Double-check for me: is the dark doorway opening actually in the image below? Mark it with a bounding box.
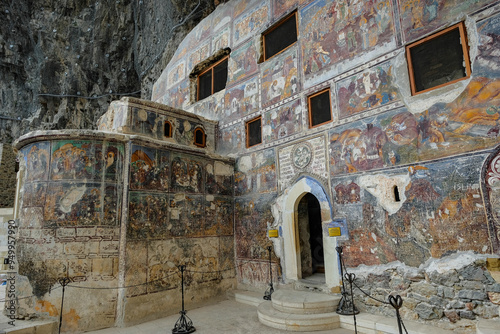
[298,193,324,278]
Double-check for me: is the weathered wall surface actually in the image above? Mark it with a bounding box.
[153,0,500,329]
[0,144,16,207]
[13,98,236,331]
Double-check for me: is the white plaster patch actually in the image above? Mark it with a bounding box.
[214,161,233,176]
[423,251,498,274]
[60,187,86,213]
[358,174,410,215]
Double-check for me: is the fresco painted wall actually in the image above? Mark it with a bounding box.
[152,0,500,326]
[14,98,236,331]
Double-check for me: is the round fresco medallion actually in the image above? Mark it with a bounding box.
[292,143,313,169]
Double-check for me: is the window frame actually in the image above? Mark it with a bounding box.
[262,11,298,61]
[406,22,471,96]
[308,88,332,129]
[193,127,206,148]
[164,121,173,138]
[246,116,262,148]
[197,55,229,101]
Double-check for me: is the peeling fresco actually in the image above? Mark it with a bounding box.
[300,0,394,77]
[171,155,204,193]
[212,26,230,53]
[223,75,259,121]
[24,142,50,181]
[261,48,299,108]
[218,123,244,155]
[336,60,399,118]
[233,1,269,46]
[227,39,259,85]
[272,0,309,17]
[51,141,94,180]
[399,0,497,42]
[165,80,190,110]
[262,99,302,143]
[130,145,170,191]
[131,107,162,138]
[235,149,277,195]
[188,42,211,73]
[167,61,185,88]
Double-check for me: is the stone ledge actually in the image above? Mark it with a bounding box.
[339,314,454,334]
[477,319,500,334]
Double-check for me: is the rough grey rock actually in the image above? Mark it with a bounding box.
[457,289,488,301]
[415,302,443,320]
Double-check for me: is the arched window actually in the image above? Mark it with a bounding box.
[164,121,172,138]
[194,128,206,147]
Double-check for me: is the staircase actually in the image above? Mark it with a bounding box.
[257,289,342,331]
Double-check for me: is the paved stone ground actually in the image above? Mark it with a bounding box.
[88,299,354,334]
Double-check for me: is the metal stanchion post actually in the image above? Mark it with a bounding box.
[263,246,274,301]
[58,277,71,334]
[345,273,358,334]
[336,247,359,315]
[389,295,405,334]
[172,265,195,334]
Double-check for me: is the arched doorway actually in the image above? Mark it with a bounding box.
[272,176,340,289]
[297,193,324,278]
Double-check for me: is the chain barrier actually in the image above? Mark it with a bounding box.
[336,246,408,334]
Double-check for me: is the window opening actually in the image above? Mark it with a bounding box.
[394,185,401,202]
[194,128,206,147]
[263,11,298,61]
[308,88,332,128]
[246,116,262,148]
[164,121,172,138]
[406,22,471,95]
[197,56,228,101]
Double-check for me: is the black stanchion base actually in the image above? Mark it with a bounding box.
[172,311,196,334]
[336,293,360,315]
[263,284,274,301]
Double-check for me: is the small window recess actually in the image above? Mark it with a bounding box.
[246,116,262,148]
[164,121,172,138]
[194,128,206,148]
[308,88,332,128]
[394,185,401,202]
[406,22,471,95]
[262,10,298,61]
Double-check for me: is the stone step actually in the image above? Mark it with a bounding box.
[272,288,341,314]
[476,319,500,334]
[0,319,57,334]
[232,289,265,307]
[258,301,341,332]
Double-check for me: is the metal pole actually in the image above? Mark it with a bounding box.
[389,295,405,334]
[345,273,358,334]
[172,265,195,334]
[58,277,71,334]
[263,246,274,300]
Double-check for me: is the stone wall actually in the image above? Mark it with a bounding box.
[345,252,500,333]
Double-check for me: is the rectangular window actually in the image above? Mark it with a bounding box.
[263,11,297,61]
[197,56,229,101]
[308,89,332,128]
[246,116,262,148]
[406,22,471,95]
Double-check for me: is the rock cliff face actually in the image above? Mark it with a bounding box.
[0,0,222,143]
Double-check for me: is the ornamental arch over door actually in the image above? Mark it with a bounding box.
[481,147,500,253]
[272,176,340,289]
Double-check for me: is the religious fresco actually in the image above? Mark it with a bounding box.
[300,0,394,77]
[171,156,204,193]
[235,149,277,196]
[237,260,280,286]
[399,0,497,42]
[130,107,162,139]
[146,240,182,293]
[22,183,47,208]
[272,0,310,17]
[128,192,169,239]
[261,48,299,108]
[218,124,244,155]
[233,1,269,46]
[95,142,124,182]
[51,141,93,180]
[223,75,259,121]
[188,42,211,73]
[23,142,50,182]
[44,183,104,227]
[205,196,234,236]
[335,154,490,267]
[336,60,399,119]
[164,79,190,110]
[262,98,302,143]
[205,162,233,196]
[212,26,230,53]
[167,61,186,89]
[477,13,500,79]
[130,145,170,191]
[227,40,259,85]
[234,193,276,260]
